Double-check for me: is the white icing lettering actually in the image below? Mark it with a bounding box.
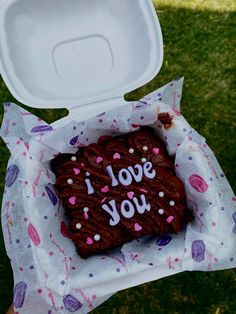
[143,162,156,179]
[128,164,143,183]
[96,162,157,226]
[120,200,135,218]
[133,194,151,214]
[106,165,119,187]
[101,196,152,226]
[102,200,120,226]
[106,162,156,188]
[118,169,132,186]
[85,178,95,195]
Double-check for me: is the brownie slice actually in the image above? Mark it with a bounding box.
[51,127,193,258]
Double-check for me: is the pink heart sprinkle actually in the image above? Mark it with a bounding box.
[87,237,93,245]
[69,196,76,205]
[113,153,121,160]
[73,168,80,175]
[152,148,160,155]
[96,157,103,164]
[127,191,135,199]
[101,186,109,193]
[167,216,174,224]
[134,223,142,232]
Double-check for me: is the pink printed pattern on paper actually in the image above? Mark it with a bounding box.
[189,174,208,193]
[27,223,41,246]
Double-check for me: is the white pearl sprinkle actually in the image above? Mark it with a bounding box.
[67,179,73,185]
[83,207,89,213]
[71,156,77,161]
[169,201,175,206]
[129,148,134,154]
[76,223,82,229]
[158,192,164,198]
[143,146,148,151]
[158,209,164,215]
[141,158,147,163]
[94,234,101,241]
[86,172,90,176]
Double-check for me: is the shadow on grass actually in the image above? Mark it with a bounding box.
[0,5,235,314]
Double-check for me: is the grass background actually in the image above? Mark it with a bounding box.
[0,0,235,313]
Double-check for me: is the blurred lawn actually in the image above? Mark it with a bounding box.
[0,0,236,313]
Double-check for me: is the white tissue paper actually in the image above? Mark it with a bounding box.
[1,78,235,313]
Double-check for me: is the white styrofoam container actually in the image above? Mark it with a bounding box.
[0,0,163,123]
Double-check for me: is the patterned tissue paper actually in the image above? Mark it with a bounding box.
[1,78,235,314]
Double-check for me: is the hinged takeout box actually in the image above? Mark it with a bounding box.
[0,1,236,313]
[0,0,163,124]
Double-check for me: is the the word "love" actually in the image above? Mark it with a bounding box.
[106,161,156,187]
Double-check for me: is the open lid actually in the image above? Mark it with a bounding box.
[0,0,163,111]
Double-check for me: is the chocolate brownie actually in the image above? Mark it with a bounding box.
[51,127,193,258]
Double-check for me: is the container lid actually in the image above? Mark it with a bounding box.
[0,0,163,110]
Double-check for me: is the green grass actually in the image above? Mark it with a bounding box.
[0,1,236,313]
